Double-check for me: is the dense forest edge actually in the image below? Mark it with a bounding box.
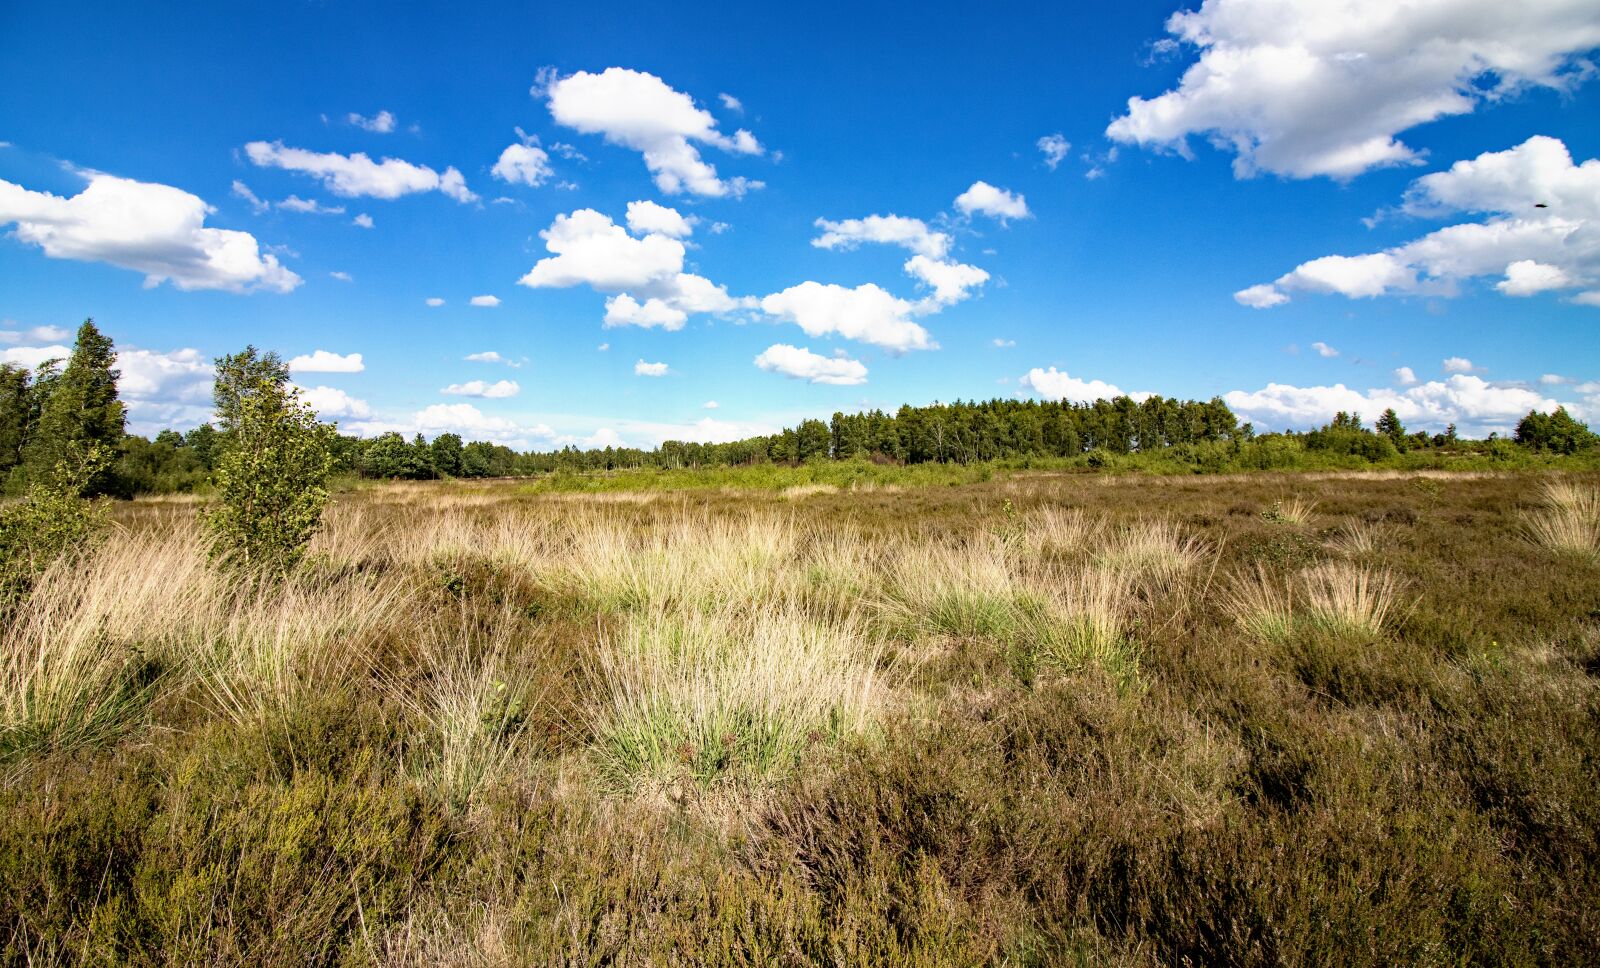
[4,319,1599,499]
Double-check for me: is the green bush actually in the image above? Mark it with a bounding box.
[0,443,110,609]
[204,378,335,572]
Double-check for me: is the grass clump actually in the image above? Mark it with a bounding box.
[592,606,881,789]
[1524,478,1599,557]
[1262,495,1318,526]
[1094,517,1207,585]
[1298,561,1401,637]
[1223,564,1298,644]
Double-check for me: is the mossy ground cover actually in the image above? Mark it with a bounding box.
[2,470,1597,965]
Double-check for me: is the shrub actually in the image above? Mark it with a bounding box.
[204,378,335,572]
[0,443,111,610]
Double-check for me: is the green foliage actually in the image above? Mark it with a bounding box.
[19,320,125,496]
[1515,406,1597,454]
[0,443,111,610]
[204,375,335,572]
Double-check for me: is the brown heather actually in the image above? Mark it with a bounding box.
[1,470,1598,965]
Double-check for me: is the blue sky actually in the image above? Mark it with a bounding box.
[2,0,1598,445]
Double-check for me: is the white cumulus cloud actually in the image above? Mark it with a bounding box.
[470,294,500,307]
[1311,341,1339,358]
[625,199,696,238]
[296,384,371,418]
[954,181,1030,221]
[288,350,364,373]
[545,67,764,197]
[442,379,520,398]
[517,207,739,326]
[1223,375,1556,434]
[0,324,71,345]
[812,215,950,259]
[1022,366,1151,403]
[1241,137,1600,307]
[634,359,670,377]
[760,281,935,352]
[491,143,554,187]
[1395,366,1419,385]
[1442,356,1475,373]
[1107,0,1600,180]
[0,171,300,293]
[245,141,477,203]
[754,343,869,385]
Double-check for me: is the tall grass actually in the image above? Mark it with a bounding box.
[1298,561,1401,637]
[592,606,882,788]
[1525,479,1599,557]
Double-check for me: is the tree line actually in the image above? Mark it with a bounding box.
[2,320,1595,498]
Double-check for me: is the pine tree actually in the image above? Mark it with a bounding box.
[21,320,126,495]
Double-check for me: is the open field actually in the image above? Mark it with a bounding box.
[4,470,1599,965]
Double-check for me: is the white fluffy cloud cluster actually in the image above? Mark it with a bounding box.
[442,379,520,398]
[954,181,1030,220]
[490,143,553,187]
[288,349,364,373]
[1223,375,1558,434]
[754,344,869,385]
[760,282,934,353]
[518,206,740,331]
[812,215,950,259]
[1239,137,1600,307]
[245,141,477,203]
[1109,0,1600,179]
[1021,367,1152,403]
[296,385,371,419]
[545,67,763,197]
[0,172,300,292]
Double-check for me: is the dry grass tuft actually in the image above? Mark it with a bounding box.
[1222,565,1297,644]
[388,605,543,810]
[1328,519,1386,557]
[1298,561,1401,637]
[1525,479,1599,557]
[1095,518,1207,585]
[592,606,881,788]
[781,483,839,500]
[1263,496,1318,526]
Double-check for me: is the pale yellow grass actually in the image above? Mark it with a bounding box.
[1298,561,1401,637]
[545,513,799,612]
[1095,518,1207,584]
[1222,565,1296,643]
[1526,479,1599,556]
[593,605,883,786]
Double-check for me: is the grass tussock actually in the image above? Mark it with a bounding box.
[1263,495,1318,526]
[1298,561,1402,637]
[1094,517,1208,585]
[592,605,882,790]
[1525,478,1599,557]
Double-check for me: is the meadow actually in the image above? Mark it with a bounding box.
[3,469,1599,965]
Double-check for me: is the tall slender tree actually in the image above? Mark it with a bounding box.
[22,320,125,495]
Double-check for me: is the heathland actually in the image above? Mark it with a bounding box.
[3,468,1599,965]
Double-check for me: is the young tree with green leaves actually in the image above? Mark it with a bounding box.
[212,346,290,433]
[204,366,335,572]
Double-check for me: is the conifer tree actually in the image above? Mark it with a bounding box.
[21,320,125,495]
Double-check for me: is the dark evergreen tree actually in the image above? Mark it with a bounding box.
[22,320,125,495]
